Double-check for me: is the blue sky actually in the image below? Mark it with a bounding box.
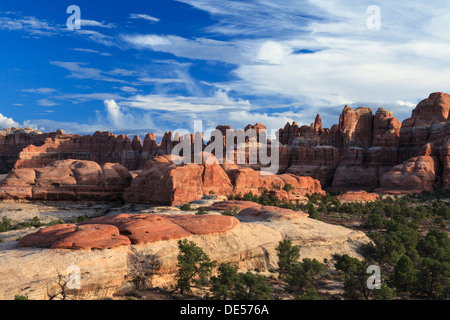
[1,0,450,139]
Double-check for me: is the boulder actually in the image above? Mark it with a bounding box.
[19,214,240,248]
[19,224,131,250]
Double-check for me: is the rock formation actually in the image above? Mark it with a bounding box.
[334,191,380,203]
[19,214,240,248]
[378,156,439,194]
[14,131,145,171]
[0,128,60,174]
[0,160,132,201]
[124,153,325,205]
[2,92,450,196]
[276,92,450,194]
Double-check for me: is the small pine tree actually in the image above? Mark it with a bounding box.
[286,258,326,293]
[334,254,372,300]
[392,255,416,293]
[276,239,300,278]
[176,239,216,294]
[209,263,240,300]
[233,272,272,300]
[373,284,396,300]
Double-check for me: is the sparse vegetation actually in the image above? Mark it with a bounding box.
[283,183,294,193]
[175,239,217,294]
[196,207,208,215]
[276,239,300,278]
[221,206,239,216]
[70,215,90,224]
[180,204,192,211]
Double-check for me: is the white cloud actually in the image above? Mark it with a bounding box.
[120,86,138,93]
[0,114,19,129]
[104,99,155,130]
[0,15,58,36]
[256,41,292,65]
[130,14,160,23]
[71,48,112,56]
[80,19,115,29]
[138,77,185,84]
[50,61,128,83]
[74,29,116,47]
[37,99,59,107]
[122,89,250,113]
[396,100,417,108]
[21,88,56,94]
[123,34,242,64]
[166,0,450,123]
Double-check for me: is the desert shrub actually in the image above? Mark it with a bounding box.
[222,206,239,216]
[0,216,13,232]
[392,255,416,293]
[180,204,192,211]
[415,257,450,299]
[295,287,324,300]
[196,207,208,215]
[283,183,294,193]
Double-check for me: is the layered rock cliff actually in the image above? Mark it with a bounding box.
[2,92,450,195]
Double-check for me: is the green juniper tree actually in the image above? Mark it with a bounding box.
[334,254,373,300]
[286,258,326,295]
[175,239,216,294]
[232,272,272,300]
[276,239,300,278]
[392,255,416,293]
[209,263,240,300]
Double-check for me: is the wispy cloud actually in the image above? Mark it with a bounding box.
[70,48,112,56]
[163,0,450,124]
[0,12,117,46]
[37,99,59,107]
[0,15,58,36]
[130,13,160,23]
[123,34,242,64]
[80,19,115,29]
[21,88,57,94]
[49,61,128,83]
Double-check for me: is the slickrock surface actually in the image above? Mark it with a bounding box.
[18,214,240,248]
[237,206,309,221]
[0,208,371,300]
[19,224,131,250]
[205,200,262,212]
